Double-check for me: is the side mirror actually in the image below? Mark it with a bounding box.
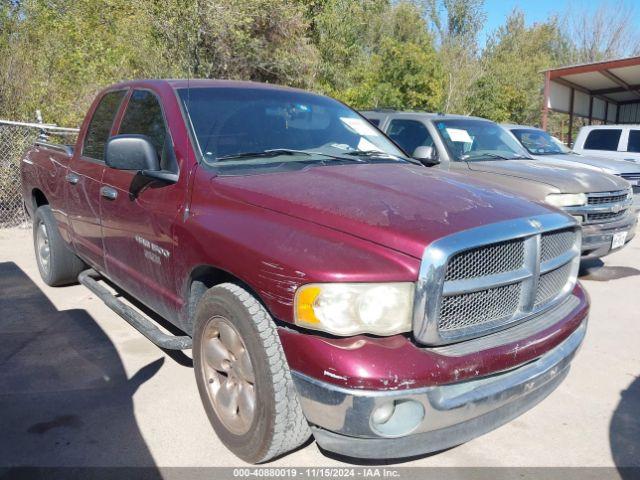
[413,145,439,167]
[105,135,160,172]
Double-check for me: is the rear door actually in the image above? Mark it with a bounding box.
[100,89,182,318]
[67,90,127,271]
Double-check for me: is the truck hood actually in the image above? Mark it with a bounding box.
[212,163,555,259]
[530,152,640,175]
[465,159,629,193]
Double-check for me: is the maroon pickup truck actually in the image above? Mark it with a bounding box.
[20,80,589,463]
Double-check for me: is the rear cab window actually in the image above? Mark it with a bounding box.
[82,90,127,161]
[118,89,176,172]
[583,129,622,151]
[627,130,640,153]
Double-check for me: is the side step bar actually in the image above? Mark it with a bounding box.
[78,269,192,350]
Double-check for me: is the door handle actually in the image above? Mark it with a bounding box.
[100,186,118,200]
[65,173,79,185]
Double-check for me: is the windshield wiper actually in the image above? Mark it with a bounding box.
[462,153,529,161]
[216,149,314,162]
[345,150,422,165]
[216,148,394,164]
[215,148,418,165]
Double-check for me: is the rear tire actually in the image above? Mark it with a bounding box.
[33,205,85,286]
[193,283,311,463]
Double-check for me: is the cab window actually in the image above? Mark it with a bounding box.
[82,90,126,161]
[119,90,176,172]
[584,129,621,151]
[627,130,640,153]
[387,119,433,156]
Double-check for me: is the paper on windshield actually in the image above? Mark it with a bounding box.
[340,117,380,136]
[357,137,381,152]
[446,128,473,143]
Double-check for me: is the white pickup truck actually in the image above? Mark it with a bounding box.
[573,125,640,165]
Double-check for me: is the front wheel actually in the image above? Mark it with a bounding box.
[193,283,310,463]
[33,205,85,286]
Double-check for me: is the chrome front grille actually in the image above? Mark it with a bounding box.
[571,189,633,225]
[535,262,573,307]
[413,214,581,345]
[586,211,627,222]
[439,283,522,332]
[588,193,628,205]
[540,230,576,263]
[444,239,525,281]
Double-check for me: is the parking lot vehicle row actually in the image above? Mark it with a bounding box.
[363,110,637,258]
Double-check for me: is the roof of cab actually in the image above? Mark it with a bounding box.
[108,78,309,93]
[501,123,544,131]
[360,110,488,122]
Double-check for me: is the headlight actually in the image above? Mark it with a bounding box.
[627,187,634,200]
[545,193,587,208]
[294,283,414,336]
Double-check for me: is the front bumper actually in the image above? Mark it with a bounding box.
[293,319,587,459]
[581,213,637,258]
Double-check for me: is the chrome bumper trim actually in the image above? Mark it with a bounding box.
[580,216,637,257]
[293,319,587,459]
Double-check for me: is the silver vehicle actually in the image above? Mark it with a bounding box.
[503,124,640,208]
[362,111,636,258]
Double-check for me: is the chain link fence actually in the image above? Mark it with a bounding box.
[0,120,78,228]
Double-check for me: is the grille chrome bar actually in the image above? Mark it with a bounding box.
[564,189,633,225]
[541,248,577,273]
[413,213,581,346]
[443,268,532,296]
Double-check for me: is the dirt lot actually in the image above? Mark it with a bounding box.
[0,226,638,470]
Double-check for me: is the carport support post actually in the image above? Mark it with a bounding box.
[568,87,575,146]
[588,96,593,125]
[541,70,551,130]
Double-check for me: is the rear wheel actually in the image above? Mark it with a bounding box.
[33,205,85,286]
[193,283,310,463]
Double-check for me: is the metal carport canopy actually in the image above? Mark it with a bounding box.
[541,55,640,144]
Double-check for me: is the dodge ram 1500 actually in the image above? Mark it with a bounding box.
[21,80,589,463]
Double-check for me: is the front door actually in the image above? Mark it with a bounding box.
[67,90,127,271]
[100,89,182,319]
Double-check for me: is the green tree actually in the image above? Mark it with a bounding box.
[426,0,486,114]
[309,0,387,94]
[0,0,160,125]
[468,10,571,124]
[311,0,445,111]
[193,0,317,87]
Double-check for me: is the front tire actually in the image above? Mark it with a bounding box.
[193,283,311,463]
[33,205,85,286]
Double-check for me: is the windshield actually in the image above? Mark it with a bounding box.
[177,87,407,171]
[433,119,528,161]
[511,128,566,155]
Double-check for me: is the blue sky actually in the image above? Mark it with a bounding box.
[479,0,640,47]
